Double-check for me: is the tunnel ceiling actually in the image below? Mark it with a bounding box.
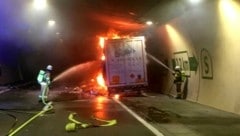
[49,0,167,35]
[0,0,190,42]
[46,0,188,39]
[0,0,188,79]
[0,0,187,48]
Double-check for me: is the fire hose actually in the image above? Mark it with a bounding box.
[147,53,187,98]
[65,112,117,132]
[0,111,18,136]
[7,102,53,136]
[146,53,174,73]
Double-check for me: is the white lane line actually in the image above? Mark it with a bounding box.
[114,99,164,136]
[0,89,11,94]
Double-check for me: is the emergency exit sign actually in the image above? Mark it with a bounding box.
[173,51,190,76]
[189,56,198,71]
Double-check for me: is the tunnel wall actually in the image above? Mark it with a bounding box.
[0,64,22,85]
[155,1,240,114]
[0,45,22,85]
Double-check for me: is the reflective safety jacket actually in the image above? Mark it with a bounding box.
[173,70,185,83]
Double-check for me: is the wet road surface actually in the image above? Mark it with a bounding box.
[2,87,240,136]
[0,87,158,136]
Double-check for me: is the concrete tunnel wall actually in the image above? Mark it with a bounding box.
[0,45,22,85]
[154,1,240,115]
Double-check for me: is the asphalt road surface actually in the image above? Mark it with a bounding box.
[0,87,160,136]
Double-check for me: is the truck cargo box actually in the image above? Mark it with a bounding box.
[103,36,148,95]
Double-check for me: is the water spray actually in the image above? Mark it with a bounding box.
[146,53,174,73]
[52,61,101,83]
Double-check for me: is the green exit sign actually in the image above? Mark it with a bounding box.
[189,56,198,71]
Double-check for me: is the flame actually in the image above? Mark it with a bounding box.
[98,29,129,62]
[98,37,106,61]
[107,29,121,39]
[98,29,130,40]
[101,55,105,61]
[96,73,105,87]
[94,72,108,96]
[99,37,105,48]
[106,29,130,39]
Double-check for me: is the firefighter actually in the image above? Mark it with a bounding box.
[37,65,53,103]
[173,66,185,99]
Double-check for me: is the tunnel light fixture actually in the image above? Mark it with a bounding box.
[48,20,55,27]
[33,0,47,10]
[189,0,202,4]
[218,0,240,35]
[219,0,240,21]
[146,21,153,26]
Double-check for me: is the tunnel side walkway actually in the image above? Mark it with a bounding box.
[121,92,240,136]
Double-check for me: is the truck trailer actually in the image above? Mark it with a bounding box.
[103,36,148,96]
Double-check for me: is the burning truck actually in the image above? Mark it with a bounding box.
[102,36,148,96]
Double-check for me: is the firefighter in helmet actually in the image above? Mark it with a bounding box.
[173,66,185,99]
[37,65,53,103]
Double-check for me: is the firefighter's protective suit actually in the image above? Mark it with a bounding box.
[37,65,52,103]
[173,66,185,99]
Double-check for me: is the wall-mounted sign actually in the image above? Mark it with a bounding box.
[173,51,190,77]
[189,56,199,71]
[201,48,213,79]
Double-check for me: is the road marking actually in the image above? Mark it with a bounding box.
[114,99,164,136]
[0,89,10,94]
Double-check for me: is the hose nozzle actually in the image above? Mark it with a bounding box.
[65,123,77,132]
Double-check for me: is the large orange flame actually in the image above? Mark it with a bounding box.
[98,29,130,40]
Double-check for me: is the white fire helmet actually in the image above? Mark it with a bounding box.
[46,65,53,71]
[175,66,181,70]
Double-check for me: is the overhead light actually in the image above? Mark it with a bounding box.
[33,0,47,10]
[219,0,239,21]
[189,0,202,4]
[48,20,55,27]
[146,21,153,26]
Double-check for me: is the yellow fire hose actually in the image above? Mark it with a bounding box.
[8,102,53,136]
[65,112,117,132]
